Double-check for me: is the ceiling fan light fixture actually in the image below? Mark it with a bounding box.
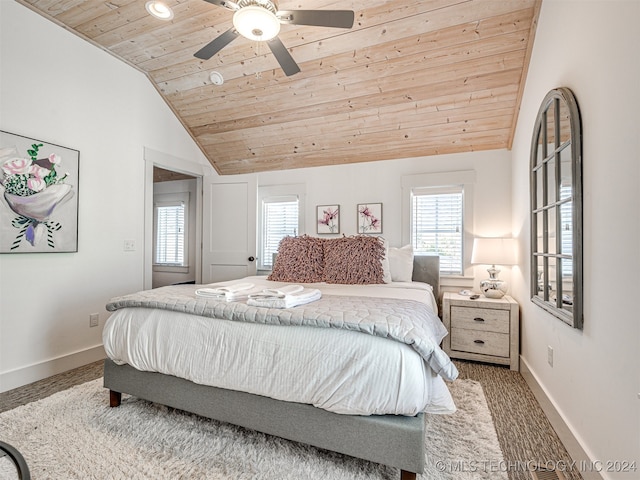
[145,1,174,20]
[233,5,280,41]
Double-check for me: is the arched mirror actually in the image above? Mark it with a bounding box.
[530,87,583,328]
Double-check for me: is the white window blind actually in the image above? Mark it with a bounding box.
[155,202,186,265]
[411,187,463,275]
[261,198,298,269]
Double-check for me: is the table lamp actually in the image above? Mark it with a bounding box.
[471,238,517,299]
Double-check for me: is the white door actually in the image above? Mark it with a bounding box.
[202,175,257,283]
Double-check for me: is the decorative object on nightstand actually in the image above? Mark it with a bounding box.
[471,237,517,299]
[442,292,520,371]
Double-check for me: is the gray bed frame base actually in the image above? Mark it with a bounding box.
[104,255,440,480]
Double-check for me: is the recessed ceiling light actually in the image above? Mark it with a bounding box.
[145,1,174,20]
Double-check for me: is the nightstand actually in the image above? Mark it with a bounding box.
[442,292,520,371]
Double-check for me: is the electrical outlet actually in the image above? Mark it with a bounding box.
[89,313,99,328]
[547,345,554,367]
[123,239,136,251]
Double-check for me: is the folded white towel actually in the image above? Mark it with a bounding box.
[195,283,259,302]
[261,285,305,297]
[247,288,322,309]
[206,283,255,294]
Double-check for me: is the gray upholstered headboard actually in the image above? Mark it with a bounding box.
[412,255,440,299]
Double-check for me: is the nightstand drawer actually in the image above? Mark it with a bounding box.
[450,328,510,358]
[450,306,509,334]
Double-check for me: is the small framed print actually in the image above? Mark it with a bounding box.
[357,203,382,234]
[316,205,340,234]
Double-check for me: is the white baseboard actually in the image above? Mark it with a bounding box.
[0,345,106,393]
[520,356,605,480]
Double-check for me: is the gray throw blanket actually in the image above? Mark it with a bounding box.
[106,285,459,381]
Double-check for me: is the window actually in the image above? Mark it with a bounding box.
[402,170,475,276]
[257,184,305,271]
[261,198,298,269]
[154,194,188,266]
[411,187,464,275]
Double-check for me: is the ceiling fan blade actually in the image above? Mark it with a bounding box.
[277,10,355,29]
[194,28,239,60]
[266,37,301,76]
[202,0,239,11]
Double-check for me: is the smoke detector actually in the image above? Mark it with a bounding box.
[209,71,224,86]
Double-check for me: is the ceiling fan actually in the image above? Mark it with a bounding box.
[194,0,355,76]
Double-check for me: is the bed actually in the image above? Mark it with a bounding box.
[103,236,458,480]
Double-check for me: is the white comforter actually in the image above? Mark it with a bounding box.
[103,277,456,416]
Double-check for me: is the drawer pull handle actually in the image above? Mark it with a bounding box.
[473,317,485,322]
[474,340,485,345]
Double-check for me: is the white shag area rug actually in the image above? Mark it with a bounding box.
[0,378,507,480]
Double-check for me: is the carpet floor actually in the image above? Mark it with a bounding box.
[0,359,583,480]
[1,377,503,479]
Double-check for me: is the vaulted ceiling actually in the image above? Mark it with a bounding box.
[18,0,541,175]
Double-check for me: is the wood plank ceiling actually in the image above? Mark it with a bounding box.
[18,0,541,175]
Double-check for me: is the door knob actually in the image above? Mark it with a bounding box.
[248,256,255,262]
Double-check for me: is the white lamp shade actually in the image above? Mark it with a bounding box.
[471,238,517,266]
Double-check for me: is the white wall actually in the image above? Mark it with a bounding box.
[510,1,640,477]
[256,148,514,292]
[0,1,213,391]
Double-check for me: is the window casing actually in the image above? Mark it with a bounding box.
[402,170,475,277]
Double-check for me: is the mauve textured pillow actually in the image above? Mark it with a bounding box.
[322,236,385,284]
[268,235,325,283]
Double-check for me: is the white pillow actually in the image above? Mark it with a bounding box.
[388,244,414,282]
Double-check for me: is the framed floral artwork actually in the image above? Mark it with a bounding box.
[0,131,79,253]
[316,205,340,234]
[357,203,382,234]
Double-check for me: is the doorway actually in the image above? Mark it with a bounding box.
[143,148,204,290]
[152,167,198,288]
